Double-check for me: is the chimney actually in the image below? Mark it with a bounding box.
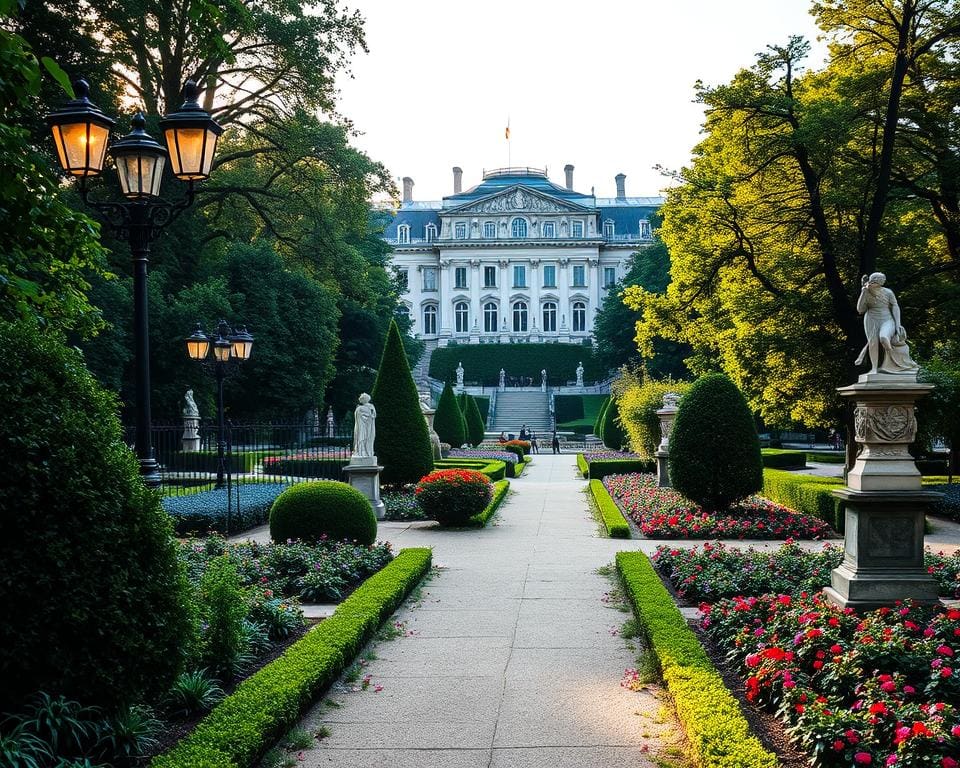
[615,173,626,198]
[401,176,414,204]
[452,166,462,194]
[564,164,574,190]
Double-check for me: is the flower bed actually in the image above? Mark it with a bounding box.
[382,488,424,521]
[700,593,960,766]
[415,468,492,526]
[162,483,288,534]
[603,473,832,539]
[261,452,350,479]
[583,450,638,461]
[449,448,518,465]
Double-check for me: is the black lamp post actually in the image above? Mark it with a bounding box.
[185,321,254,489]
[46,79,222,488]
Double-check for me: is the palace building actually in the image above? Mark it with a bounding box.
[382,165,663,345]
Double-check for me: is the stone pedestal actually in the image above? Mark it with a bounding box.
[823,375,940,610]
[654,394,680,488]
[343,455,385,520]
[181,415,200,452]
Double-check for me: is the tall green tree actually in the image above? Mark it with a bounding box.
[434,382,466,448]
[464,395,486,447]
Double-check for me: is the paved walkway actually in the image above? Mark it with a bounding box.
[296,453,687,768]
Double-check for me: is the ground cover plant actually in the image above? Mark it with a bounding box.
[382,487,425,521]
[603,473,831,539]
[448,448,519,466]
[162,483,288,535]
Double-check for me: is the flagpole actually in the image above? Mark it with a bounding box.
[506,117,511,167]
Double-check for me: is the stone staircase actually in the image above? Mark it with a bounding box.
[489,391,553,435]
[411,339,438,390]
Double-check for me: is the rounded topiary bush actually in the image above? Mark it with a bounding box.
[269,480,377,544]
[415,469,492,526]
[593,397,610,437]
[0,320,196,714]
[668,372,763,511]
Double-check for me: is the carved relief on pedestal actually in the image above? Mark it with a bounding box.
[854,405,916,443]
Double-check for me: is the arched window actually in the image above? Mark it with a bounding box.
[512,301,528,332]
[425,223,437,242]
[455,301,469,333]
[423,304,437,335]
[572,301,586,332]
[484,302,498,333]
[542,302,557,333]
[397,224,410,244]
[603,220,614,238]
[511,217,527,238]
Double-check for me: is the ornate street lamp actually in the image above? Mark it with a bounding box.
[46,78,222,488]
[185,320,254,492]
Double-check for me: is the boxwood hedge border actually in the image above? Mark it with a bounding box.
[588,479,630,538]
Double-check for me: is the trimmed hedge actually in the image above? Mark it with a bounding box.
[429,343,604,386]
[260,457,348,479]
[464,394,486,447]
[576,453,590,478]
[555,394,610,435]
[152,548,432,768]
[589,479,630,538]
[434,458,507,482]
[513,459,526,477]
[586,458,656,480]
[616,552,778,768]
[471,479,510,527]
[593,397,610,437]
[761,469,845,532]
[807,451,845,464]
[760,449,807,470]
[600,396,629,450]
[174,450,263,473]
[269,481,377,545]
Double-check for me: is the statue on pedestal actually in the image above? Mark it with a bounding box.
[499,368,506,390]
[183,389,199,418]
[456,361,465,388]
[352,393,376,458]
[325,406,335,438]
[855,272,919,377]
[181,389,200,451]
[541,369,547,391]
[575,362,584,387]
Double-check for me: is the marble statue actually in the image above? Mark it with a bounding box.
[541,369,547,387]
[575,362,584,387]
[352,393,377,458]
[183,389,199,418]
[499,368,506,389]
[854,272,919,376]
[325,406,335,438]
[456,361,465,388]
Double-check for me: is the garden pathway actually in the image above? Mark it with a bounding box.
[293,453,688,768]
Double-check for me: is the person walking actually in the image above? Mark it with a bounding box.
[530,430,539,454]
[551,431,560,454]
[519,424,528,441]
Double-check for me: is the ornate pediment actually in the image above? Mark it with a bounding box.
[447,186,589,216]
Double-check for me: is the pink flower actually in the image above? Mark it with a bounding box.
[854,753,872,765]
[937,644,954,656]
[943,759,958,768]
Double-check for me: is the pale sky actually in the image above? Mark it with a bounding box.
[334,0,827,202]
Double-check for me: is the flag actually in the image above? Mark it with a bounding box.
[505,121,510,140]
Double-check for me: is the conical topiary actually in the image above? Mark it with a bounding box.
[668,373,762,511]
[434,380,466,447]
[600,396,628,450]
[370,319,434,484]
[593,396,610,437]
[465,394,486,447]
[457,392,470,442]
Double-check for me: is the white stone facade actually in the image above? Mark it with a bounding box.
[383,167,662,345]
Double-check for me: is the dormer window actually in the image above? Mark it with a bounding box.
[397,224,410,244]
[603,220,614,238]
[511,217,527,238]
[455,222,466,239]
[483,221,496,238]
[425,223,437,242]
[543,221,556,238]
[639,219,651,238]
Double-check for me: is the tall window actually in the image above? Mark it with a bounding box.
[542,302,557,332]
[423,304,438,335]
[483,265,497,287]
[455,222,466,239]
[572,265,586,287]
[639,219,651,238]
[513,265,526,288]
[603,267,616,288]
[423,267,437,291]
[397,224,410,244]
[483,221,496,238]
[511,217,527,238]
[572,301,586,332]
[543,221,556,238]
[455,301,469,333]
[512,301,528,332]
[484,302,498,332]
[542,264,556,287]
[603,220,614,238]
[425,223,437,242]
[454,266,467,288]
[571,220,584,238]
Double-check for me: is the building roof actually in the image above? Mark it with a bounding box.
[442,167,594,208]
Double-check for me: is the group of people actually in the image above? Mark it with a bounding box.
[498,425,561,454]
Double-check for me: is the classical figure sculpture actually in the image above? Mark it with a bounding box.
[325,406,335,438]
[575,362,584,387]
[182,389,199,418]
[456,362,465,388]
[854,272,919,376]
[352,393,377,458]
[499,368,506,389]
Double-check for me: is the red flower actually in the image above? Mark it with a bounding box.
[854,753,873,765]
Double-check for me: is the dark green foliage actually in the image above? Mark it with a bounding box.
[153,549,432,768]
[594,397,610,436]
[0,319,196,714]
[556,394,609,434]
[762,469,845,532]
[429,344,605,386]
[464,395,486,446]
[434,459,507,481]
[600,397,628,450]
[474,396,490,422]
[456,393,470,441]
[269,481,377,545]
[370,320,434,484]
[669,373,763,511]
[760,449,807,469]
[165,671,225,718]
[433,381,466,447]
[586,458,656,480]
[589,479,631,538]
[199,557,248,680]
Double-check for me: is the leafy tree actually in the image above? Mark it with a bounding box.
[464,395,486,447]
[918,342,960,472]
[615,371,691,459]
[434,381,466,448]
[370,320,433,484]
[668,373,762,511]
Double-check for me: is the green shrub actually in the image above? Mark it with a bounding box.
[172,450,262,474]
[464,395,486,447]
[269,481,377,545]
[472,479,510,527]
[501,443,525,461]
[600,397,629,450]
[434,458,507,481]
[152,548,432,768]
[434,381,467,447]
[589,480,631,538]
[593,397,610,436]
[370,320,434,485]
[669,373,763,511]
[576,453,590,478]
[429,344,604,386]
[586,458,656,480]
[616,552,778,768]
[0,320,195,713]
[762,469,845,532]
[199,557,247,679]
[556,394,610,434]
[760,449,807,469]
[415,469,493,526]
[807,451,845,464]
[617,379,691,459]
